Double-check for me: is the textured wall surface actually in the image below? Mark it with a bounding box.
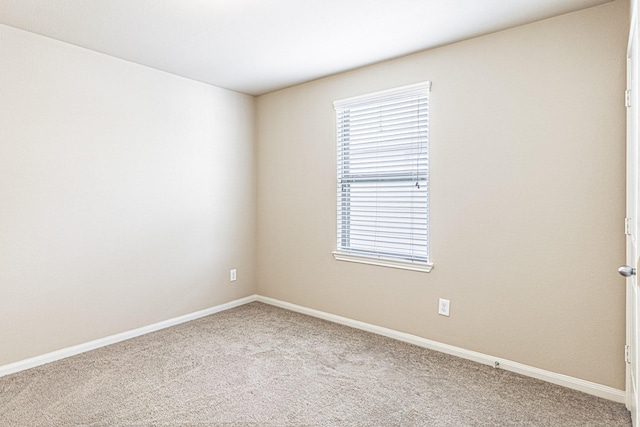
[0,25,257,366]
[256,1,628,389]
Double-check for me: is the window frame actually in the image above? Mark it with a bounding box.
[333,82,433,273]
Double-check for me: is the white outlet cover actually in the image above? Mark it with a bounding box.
[438,298,450,316]
[230,269,237,281]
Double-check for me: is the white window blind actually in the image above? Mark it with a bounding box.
[334,82,431,270]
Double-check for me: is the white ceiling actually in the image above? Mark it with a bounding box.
[0,0,615,95]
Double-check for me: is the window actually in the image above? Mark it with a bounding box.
[333,82,432,272]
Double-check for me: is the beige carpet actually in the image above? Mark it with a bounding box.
[0,302,631,426]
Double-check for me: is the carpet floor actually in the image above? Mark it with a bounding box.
[0,302,632,426]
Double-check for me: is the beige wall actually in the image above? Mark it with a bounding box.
[0,25,257,366]
[256,0,628,389]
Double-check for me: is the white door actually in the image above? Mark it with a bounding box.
[625,0,640,424]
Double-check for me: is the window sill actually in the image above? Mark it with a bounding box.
[332,251,433,273]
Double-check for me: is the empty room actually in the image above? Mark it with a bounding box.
[0,0,637,425]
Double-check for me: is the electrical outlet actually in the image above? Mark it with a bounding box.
[230,269,237,282]
[438,298,450,316]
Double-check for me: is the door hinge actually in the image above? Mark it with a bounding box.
[626,89,632,108]
[626,345,631,364]
[626,217,632,235]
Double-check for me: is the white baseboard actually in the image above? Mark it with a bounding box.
[256,295,626,404]
[0,295,258,379]
[1,293,626,404]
